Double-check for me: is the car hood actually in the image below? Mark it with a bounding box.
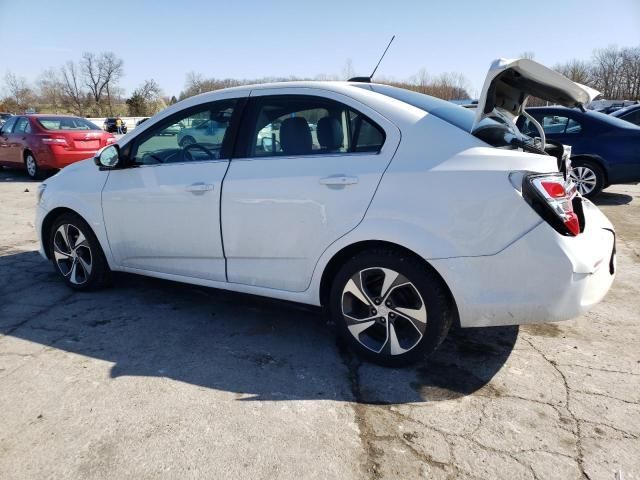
[473,58,599,133]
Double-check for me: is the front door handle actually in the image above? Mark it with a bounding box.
[319,175,359,186]
[185,182,214,193]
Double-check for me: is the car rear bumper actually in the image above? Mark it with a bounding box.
[37,149,96,169]
[431,199,616,328]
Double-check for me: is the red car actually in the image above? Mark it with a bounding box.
[0,114,116,178]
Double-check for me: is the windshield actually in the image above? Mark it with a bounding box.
[365,83,522,148]
[37,117,100,131]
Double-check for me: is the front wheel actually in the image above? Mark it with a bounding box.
[570,160,604,199]
[329,248,454,367]
[49,213,111,291]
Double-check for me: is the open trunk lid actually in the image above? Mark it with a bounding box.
[473,58,599,133]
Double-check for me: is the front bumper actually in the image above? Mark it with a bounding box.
[431,199,616,328]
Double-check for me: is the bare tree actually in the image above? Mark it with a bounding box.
[3,72,35,112]
[80,52,124,115]
[60,61,86,116]
[554,59,592,84]
[591,46,625,98]
[342,59,356,80]
[36,68,64,113]
[126,79,165,116]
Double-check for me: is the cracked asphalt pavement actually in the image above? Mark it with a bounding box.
[0,168,639,479]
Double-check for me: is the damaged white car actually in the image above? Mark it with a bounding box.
[36,58,615,366]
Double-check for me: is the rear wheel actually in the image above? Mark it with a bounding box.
[329,248,454,367]
[570,160,604,198]
[24,152,40,179]
[49,213,111,291]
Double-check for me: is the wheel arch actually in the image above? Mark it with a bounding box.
[318,239,460,327]
[41,207,93,260]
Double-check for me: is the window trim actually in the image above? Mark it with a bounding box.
[233,94,386,159]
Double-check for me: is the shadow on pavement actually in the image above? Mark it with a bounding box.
[593,190,634,206]
[0,250,518,405]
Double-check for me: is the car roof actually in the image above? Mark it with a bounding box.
[611,104,640,116]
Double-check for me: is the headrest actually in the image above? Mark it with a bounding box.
[317,116,344,150]
[280,117,312,155]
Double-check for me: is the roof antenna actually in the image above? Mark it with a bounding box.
[349,35,395,83]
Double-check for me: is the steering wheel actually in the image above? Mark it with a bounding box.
[183,142,214,161]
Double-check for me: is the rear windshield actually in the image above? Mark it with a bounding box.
[37,117,100,131]
[364,84,518,147]
[367,84,479,131]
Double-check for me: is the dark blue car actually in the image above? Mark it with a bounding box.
[518,107,640,197]
[611,104,640,127]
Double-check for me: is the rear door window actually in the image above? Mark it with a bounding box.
[13,117,32,134]
[540,115,582,134]
[242,95,385,158]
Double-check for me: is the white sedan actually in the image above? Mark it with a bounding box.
[35,58,615,366]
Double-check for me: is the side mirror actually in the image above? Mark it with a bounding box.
[95,145,121,169]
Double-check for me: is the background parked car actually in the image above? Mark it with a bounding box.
[0,114,116,178]
[0,112,12,127]
[103,117,127,134]
[518,107,640,197]
[177,118,226,146]
[610,104,640,126]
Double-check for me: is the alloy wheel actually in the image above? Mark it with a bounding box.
[53,224,93,285]
[25,155,37,178]
[341,267,427,356]
[570,166,597,196]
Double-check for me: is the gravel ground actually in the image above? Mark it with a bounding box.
[0,167,638,480]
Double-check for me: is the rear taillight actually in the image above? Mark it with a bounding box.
[41,136,69,146]
[523,173,581,236]
[106,136,116,144]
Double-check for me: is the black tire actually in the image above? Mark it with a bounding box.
[49,212,111,291]
[570,159,605,199]
[329,248,454,367]
[24,151,42,179]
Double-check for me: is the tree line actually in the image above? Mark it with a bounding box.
[2,44,639,118]
[554,45,640,100]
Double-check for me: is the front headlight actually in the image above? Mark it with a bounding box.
[37,183,47,204]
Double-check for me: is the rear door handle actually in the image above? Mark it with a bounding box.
[319,175,359,186]
[185,182,214,193]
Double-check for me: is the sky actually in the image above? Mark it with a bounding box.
[1,0,639,98]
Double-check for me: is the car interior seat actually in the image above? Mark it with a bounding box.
[279,117,312,155]
[317,116,344,152]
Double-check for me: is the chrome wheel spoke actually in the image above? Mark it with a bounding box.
[389,323,409,355]
[69,261,80,284]
[394,305,427,325]
[379,268,399,299]
[72,231,87,250]
[347,320,377,337]
[53,248,71,262]
[344,278,373,307]
[56,224,71,251]
[77,255,92,277]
